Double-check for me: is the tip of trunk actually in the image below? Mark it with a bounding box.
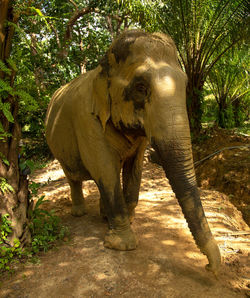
[202,238,221,275]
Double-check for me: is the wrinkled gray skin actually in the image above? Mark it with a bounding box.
[45,30,221,274]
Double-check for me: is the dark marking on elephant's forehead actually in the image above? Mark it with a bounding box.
[111,30,148,64]
[123,75,151,110]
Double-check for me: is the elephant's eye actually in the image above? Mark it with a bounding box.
[135,83,147,95]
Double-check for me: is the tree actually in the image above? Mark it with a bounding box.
[208,47,249,128]
[15,0,134,142]
[0,0,31,246]
[124,0,249,135]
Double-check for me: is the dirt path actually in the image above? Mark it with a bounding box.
[1,160,249,297]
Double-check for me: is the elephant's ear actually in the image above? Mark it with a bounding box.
[92,70,111,131]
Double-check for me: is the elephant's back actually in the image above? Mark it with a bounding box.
[45,68,99,132]
[46,74,86,124]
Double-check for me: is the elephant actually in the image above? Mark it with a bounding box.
[45,30,221,274]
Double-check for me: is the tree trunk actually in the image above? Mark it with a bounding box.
[218,102,225,128]
[232,98,241,127]
[30,32,46,96]
[0,0,30,246]
[186,80,203,138]
[217,97,227,128]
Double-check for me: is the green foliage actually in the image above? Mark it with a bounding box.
[218,104,235,129]
[0,58,37,145]
[16,90,39,112]
[0,60,14,142]
[0,98,14,123]
[0,187,68,273]
[207,46,249,128]
[0,177,15,194]
[201,96,217,125]
[19,159,47,175]
[27,181,68,255]
[28,196,68,253]
[29,181,42,196]
[125,0,249,133]
[0,152,9,166]
[6,58,18,72]
[0,60,12,75]
[7,0,121,145]
[234,122,250,135]
[0,215,22,272]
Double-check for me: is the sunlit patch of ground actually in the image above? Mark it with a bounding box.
[1,159,249,297]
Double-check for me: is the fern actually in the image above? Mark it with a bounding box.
[0,177,15,194]
[15,89,38,111]
[0,122,11,140]
[0,121,4,133]
[29,7,52,33]
[0,152,9,166]
[0,78,15,96]
[6,58,18,72]
[0,60,11,75]
[0,99,14,123]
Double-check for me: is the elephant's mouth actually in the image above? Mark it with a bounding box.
[118,120,146,137]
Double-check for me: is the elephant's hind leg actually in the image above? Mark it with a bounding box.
[99,196,108,221]
[59,160,87,217]
[68,180,86,217]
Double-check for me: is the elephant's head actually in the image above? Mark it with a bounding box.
[92,30,221,274]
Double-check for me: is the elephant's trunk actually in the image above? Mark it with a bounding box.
[147,108,221,274]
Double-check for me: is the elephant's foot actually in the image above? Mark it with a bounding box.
[71,203,87,217]
[104,228,137,251]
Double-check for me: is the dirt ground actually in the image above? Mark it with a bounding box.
[1,146,250,298]
[192,127,250,226]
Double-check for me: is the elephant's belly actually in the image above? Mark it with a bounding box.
[61,157,93,182]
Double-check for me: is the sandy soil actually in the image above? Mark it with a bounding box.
[0,158,249,298]
[193,128,250,226]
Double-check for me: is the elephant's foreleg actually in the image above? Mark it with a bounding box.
[73,123,138,250]
[122,140,147,223]
[122,158,141,223]
[97,178,137,251]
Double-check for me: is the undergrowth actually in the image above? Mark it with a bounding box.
[28,195,68,254]
[0,215,23,272]
[0,182,68,274]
